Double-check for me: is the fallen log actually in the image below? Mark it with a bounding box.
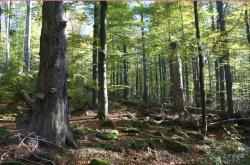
[208,118,250,127]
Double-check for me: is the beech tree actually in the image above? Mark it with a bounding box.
[29,1,76,148]
[194,1,207,132]
[98,1,108,120]
[92,2,99,107]
[216,1,234,118]
[24,0,31,74]
[5,2,10,68]
[169,42,184,115]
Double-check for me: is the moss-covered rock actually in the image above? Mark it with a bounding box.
[90,158,112,165]
[121,127,140,133]
[163,138,188,152]
[70,126,86,138]
[101,119,115,129]
[96,130,119,140]
[0,127,11,140]
[186,131,204,140]
[128,118,150,129]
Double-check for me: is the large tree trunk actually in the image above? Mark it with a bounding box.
[98,1,108,120]
[24,0,31,74]
[5,2,10,68]
[169,42,184,115]
[217,1,234,118]
[123,45,129,99]
[92,2,99,107]
[141,12,148,105]
[194,1,207,132]
[29,2,76,148]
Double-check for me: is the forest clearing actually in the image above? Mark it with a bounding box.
[0,1,250,165]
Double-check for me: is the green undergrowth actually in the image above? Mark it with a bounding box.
[0,127,11,140]
[90,158,112,165]
[96,130,119,140]
[101,119,115,129]
[71,125,87,138]
[200,127,250,165]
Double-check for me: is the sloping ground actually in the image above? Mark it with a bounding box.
[0,102,249,165]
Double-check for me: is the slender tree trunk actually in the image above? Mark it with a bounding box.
[5,2,10,68]
[169,42,184,115]
[192,57,201,107]
[215,59,220,104]
[194,1,207,132]
[98,1,108,120]
[245,9,250,44]
[116,62,119,96]
[159,54,163,102]
[149,61,153,100]
[211,3,220,106]
[179,3,189,103]
[136,58,139,97]
[217,1,234,118]
[141,12,148,105]
[24,1,31,75]
[154,58,159,101]
[29,2,76,148]
[219,57,226,111]
[123,45,129,99]
[0,3,2,60]
[162,57,167,102]
[92,3,99,107]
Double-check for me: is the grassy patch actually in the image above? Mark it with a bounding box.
[96,130,119,140]
[186,131,204,140]
[70,125,86,138]
[163,138,188,152]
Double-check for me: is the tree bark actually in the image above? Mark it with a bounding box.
[169,42,184,115]
[217,1,234,118]
[5,2,10,68]
[194,1,207,132]
[92,2,99,107]
[244,9,250,44]
[215,59,220,104]
[24,0,31,75]
[98,1,108,120]
[192,57,201,107]
[154,58,159,101]
[141,12,148,105]
[29,2,76,148]
[123,45,129,99]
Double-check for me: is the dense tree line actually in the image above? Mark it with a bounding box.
[0,1,249,147]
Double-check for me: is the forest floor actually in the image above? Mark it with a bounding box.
[0,100,250,165]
